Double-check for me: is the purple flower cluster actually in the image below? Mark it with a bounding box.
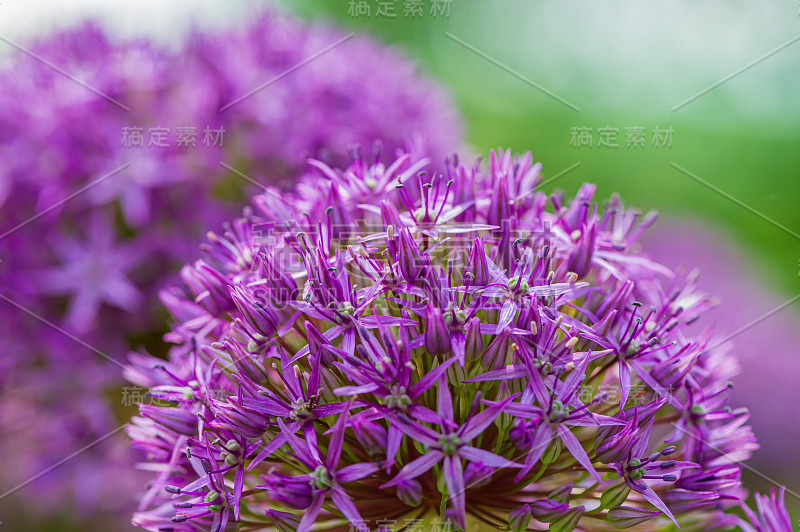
[127,148,787,531]
[0,12,460,518]
[643,219,800,479]
[740,487,793,532]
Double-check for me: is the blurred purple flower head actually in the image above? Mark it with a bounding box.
[0,9,461,522]
[127,147,783,531]
[642,220,800,485]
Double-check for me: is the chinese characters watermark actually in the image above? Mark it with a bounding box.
[121,386,228,407]
[121,126,225,149]
[348,0,452,19]
[570,126,673,149]
[577,384,671,406]
[347,518,453,531]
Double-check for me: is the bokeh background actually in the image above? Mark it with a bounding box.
[0,0,798,530]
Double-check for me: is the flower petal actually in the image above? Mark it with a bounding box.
[556,424,601,482]
[381,451,443,488]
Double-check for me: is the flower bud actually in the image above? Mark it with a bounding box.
[398,228,423,284]
[352,417,387,459]
[567,222,597,278]
[530,499,570,522]
[424,305,451,356]
[661,488,721,513]
[481,330,510,370]
[395,478,422,507]
[139,405,196,436]
[508,505,531,532]
[260,472,314,510]
[229,285,279,338]
[549,505,584,532]
[548,483,572,504]
[266,510,301,532]
[463,461,494,489]
[224,340,269,384]
[599,482,630,509]
[607,506,661,528]
[464,317,484,363]
[594,415,638,464]
[466,238,491,286]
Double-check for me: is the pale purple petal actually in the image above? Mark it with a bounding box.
[443,456,466,530]
[557,424,601,482]
[381,451,443,488]
[337,462,379,483]
[459,446,522,469]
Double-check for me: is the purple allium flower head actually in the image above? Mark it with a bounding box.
[127,148,787,531]
[0,10,461,520]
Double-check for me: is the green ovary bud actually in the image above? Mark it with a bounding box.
[507,276,530,293]
[625,342,640,356]
[438,434,461,455]
[337,301,355,320]
[386,386,411,410]
[290,398,314,421]
[626,458,644,480]
[310,465,332,490]
[548,400,568,422]
[247,338,261,353]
